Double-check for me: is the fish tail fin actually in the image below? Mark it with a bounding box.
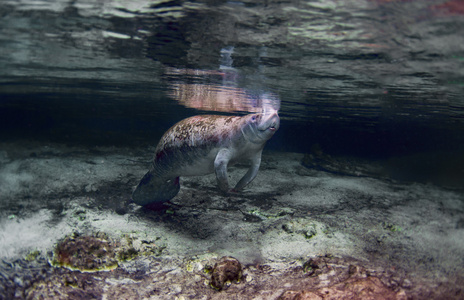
[132,171,180,207]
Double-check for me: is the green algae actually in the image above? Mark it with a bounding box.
[25,250,41,262]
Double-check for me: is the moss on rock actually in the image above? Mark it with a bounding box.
[49,232,165,272]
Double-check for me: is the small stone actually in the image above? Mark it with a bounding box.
[279,290,322,300]
[85,184,93,192]
[304,227,317,239]
[14,276,24,287]
[282,223,295,233]
[210,256,242,291]
[402,278,412,289]
[348,264,361,276]
[171,284,182,293]
[302,259,319,275]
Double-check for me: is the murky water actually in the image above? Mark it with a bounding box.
[1,1,464,298]
[2,0,463,187]
[1,0,463,146]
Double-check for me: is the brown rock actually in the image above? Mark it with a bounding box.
[210,256,242,291]
[279,290,323,300]
[280,276,405,300]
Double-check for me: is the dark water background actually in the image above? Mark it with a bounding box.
[1,0,463,185]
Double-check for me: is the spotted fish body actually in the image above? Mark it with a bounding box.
[132,110,280,207]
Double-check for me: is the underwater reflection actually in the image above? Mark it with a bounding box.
[164,46,281,114]
[166,73,280,114]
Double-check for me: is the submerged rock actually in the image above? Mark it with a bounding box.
[278,276,406,300]
[50,233,119,272]
[49,232,164,272]
[302,144,464,189]
[210,256,243,291]
[301,144,383,178]
[280,256,408,300]
[279,290,322,300]
[282,219,330,239]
